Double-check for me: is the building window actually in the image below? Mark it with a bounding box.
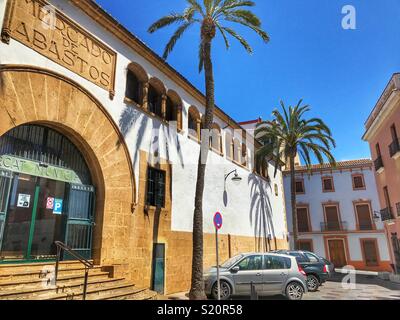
[125,70,142,105]
[233,138,241,163]
[322,176,334,192]
[125,62,148,106]
[211,124,222,153]
[241,144,247,167]
[355,203,374,231]
[361,239,379,267]
[147,167,166,208]
[295,179,305,194]
[323,204,342,231]
[188,106,200,140]
[148,84,163,117]
[297,240,313,252]
[225,132,233,159]
[352,174,366,190]
[274,184,279,196]
[296,207,311,232]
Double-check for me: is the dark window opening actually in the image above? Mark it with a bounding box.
[148,85,162,117]
[295,180,305,193]
[166,97,177,122]
[322,177,334,192]
[125,70,142,105]
[353,175,365,189]
[147,167,166,208]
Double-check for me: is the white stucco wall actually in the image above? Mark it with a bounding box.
[283,166,390,261]
[0,0,288,240]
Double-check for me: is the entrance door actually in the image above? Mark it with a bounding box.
[361,240,379,267]
[0,174,67,261]
[0,170,12,252]
[328,239,347,267]
[152,244,165,294]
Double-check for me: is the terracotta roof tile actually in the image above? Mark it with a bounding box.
[284,159,373,173]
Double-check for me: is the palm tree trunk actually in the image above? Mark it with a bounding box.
[290,156,298,250]
[189,38,214,300]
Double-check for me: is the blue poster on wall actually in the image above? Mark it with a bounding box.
[53,199,63,215]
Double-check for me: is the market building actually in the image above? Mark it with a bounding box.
[0,0,289,297]
[283,160,392,272]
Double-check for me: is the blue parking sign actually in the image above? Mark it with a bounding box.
[53,199,63,215]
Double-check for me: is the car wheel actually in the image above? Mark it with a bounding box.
[211,280,231,300]
[306,275,319,292]
[286,282,304,300]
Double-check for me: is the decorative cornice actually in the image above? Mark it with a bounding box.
[363,73,400,139]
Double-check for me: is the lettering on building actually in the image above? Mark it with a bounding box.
[1,0,117,98]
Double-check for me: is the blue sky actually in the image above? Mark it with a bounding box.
[96,0,400,161]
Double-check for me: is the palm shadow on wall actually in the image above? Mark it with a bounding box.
[248,174,276,252]
[116,104,186,170]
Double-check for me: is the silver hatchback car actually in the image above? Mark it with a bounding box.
[204,253,308,300]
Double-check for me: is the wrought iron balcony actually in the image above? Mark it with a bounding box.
[389,139,400,159]
[381,207,394,222]
[320,221,348,232]
[357,221,375,231]
[374,156,384,173]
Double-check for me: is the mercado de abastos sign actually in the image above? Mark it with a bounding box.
[1,0,117,98]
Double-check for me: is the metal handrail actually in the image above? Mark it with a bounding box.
[54,241,94,300]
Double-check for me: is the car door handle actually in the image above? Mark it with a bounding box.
[256,273,262,276]
[281,272,287,276]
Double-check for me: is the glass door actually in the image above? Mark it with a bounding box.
[29,178,67,260]
[1,174,37,260]
[0,169,12,252]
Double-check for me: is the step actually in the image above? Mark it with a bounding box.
[45,282,137,300]
[0,260,93,274]
[0,271,111,292]
[93,288,158,300]
[0,277,126,300]
[0,266,103,282]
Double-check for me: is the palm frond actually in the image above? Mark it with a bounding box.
[222,26,253,53]
[148,14,188,33]
[163,22,193,59]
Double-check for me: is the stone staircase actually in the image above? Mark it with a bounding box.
[0,261,158,300]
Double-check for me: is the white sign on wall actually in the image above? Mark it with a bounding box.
[17,194,31,208]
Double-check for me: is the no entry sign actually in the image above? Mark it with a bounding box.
[213,212,223,230]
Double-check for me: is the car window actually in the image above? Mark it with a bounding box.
[264,256,291,270]
[288,252,309,263]
[304,252,319,263]
[236,255,263,271]
[221,254,244,268]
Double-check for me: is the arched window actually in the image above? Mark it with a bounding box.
[148,78,165,118]
[241,143,248,167]
[188,106,201,140]
[166,90,183,130]
[125,62,148,106]
[211,124,222,153]
[225,131,233,159]
[233,138,241,163]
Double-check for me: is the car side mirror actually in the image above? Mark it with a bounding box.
[231,266,240,273]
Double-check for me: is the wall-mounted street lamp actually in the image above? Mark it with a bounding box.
[224,169,242,189]
[223,169,242,207]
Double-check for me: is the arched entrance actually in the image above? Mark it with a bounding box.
[0,65,136,266]
[0,124,95,262]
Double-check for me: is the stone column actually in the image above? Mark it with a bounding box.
[177,105,183,131]
[161,94,167,119]
[142,82,149,111]
[196,118,202,142]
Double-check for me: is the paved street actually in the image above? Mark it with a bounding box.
[302,273,400,300]
[165,273,400,301]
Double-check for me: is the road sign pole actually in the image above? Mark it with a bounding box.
[216,227,220,301]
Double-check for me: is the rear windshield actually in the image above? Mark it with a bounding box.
[288,252,309,263]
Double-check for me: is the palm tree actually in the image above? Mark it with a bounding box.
[148,0,270,300]
[255,100,336,250]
